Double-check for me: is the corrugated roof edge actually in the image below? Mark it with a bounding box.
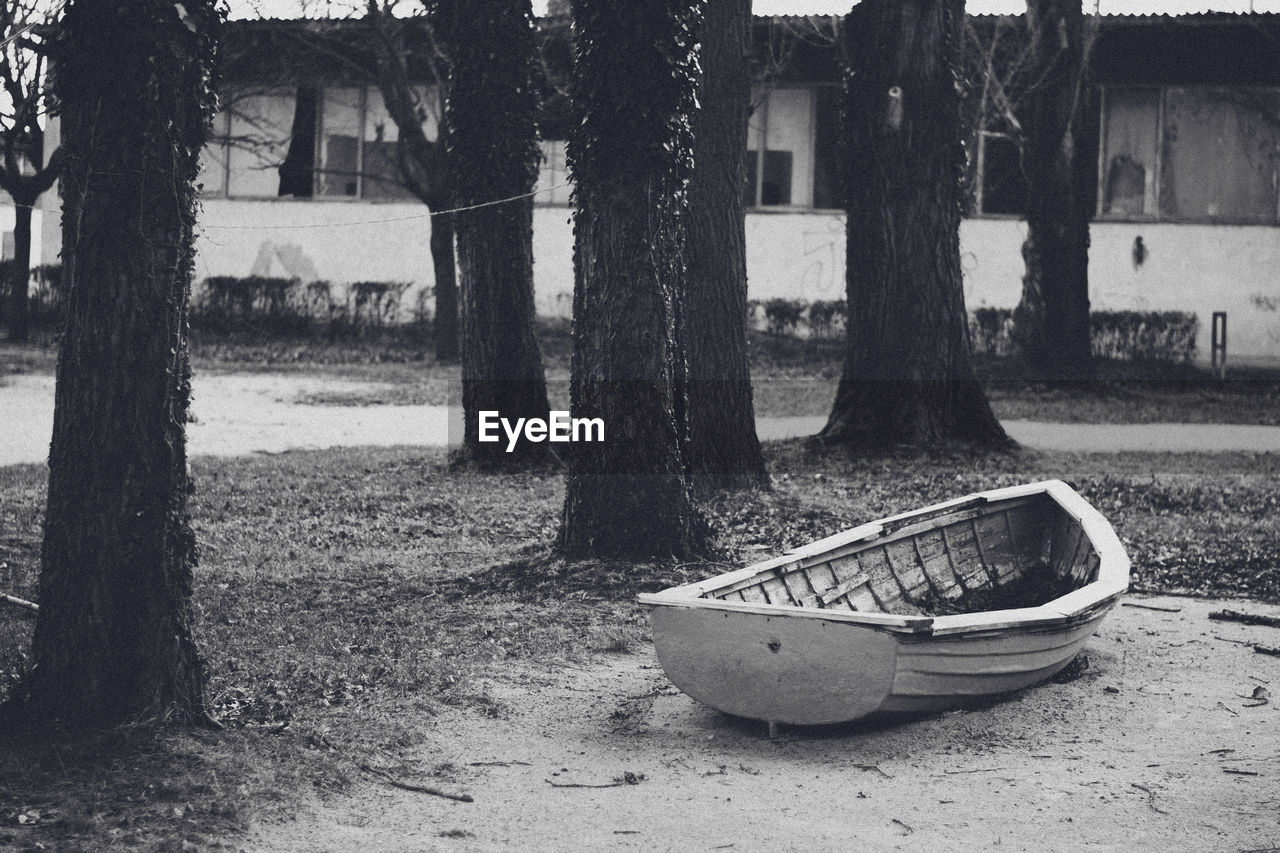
[228,11,1280,25]
[757,11,1280,21]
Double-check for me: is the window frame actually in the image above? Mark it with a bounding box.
[1097,84,1280,226]
[746,84,824,212]
[970,128,1027,219]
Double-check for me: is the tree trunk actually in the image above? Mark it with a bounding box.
[366,6,458,364]
[430,211,459,362]
[556,0,709,558]
[820,0,1008,449]
[684,0,767,491]
[6,196,33,343]
[432,0,550,467]
[1011,0,1096,379]
[21,0,219,729]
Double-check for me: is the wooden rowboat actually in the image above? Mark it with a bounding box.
[638,480,1129,728]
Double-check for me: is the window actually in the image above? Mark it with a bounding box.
[973,131,1026,216]
[204,88,299,198]
[317,86,438,201]
[746,87,817,209]
[204,84,440,201]
[1100,86,1280,223]
[317,87,363,197]
[1099,87,1159,217]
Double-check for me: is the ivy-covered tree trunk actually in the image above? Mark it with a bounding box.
[21,0,219,729]
[820,0,1007,449]
[431,0,549,467]
[1011,0,1096,379]
[685,0,766,490]
[556,0,709,558]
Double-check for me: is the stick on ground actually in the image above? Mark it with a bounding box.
[1122,601,1182,612]
[361,764,474,803]
[1209,609,1280,629]
[1,592,37,613]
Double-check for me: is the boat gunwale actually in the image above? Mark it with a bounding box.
[637,480,1130,637]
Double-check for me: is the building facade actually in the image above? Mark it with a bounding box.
[12,12,1280,365]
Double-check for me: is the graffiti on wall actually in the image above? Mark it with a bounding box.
[250,241,320,282]
[797,217,845,301]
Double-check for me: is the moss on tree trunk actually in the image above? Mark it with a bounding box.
[21,0,220,729]
[556,0,710,558]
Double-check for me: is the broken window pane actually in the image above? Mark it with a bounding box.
[1101,87,1159,218]
[1162,87,1280,223]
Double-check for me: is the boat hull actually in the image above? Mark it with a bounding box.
[649,603,1110,724]
[641,480,1129,726]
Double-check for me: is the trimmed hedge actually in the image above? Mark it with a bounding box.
[1091,310,1198,363]
[0,262,63,326]
[189,276,416,339]
[747,298,1198,364]
[968,307,1198,363]
[750,298,847,340]
[1,269,425,341]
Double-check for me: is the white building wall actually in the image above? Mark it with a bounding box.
[192,199,1280,366]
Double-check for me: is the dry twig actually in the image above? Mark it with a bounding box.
[1131,783,1168,814]
[361,764,474,803]
[1122,601,1181,612]
[1210,610,1280,630]
[0,591,37,613]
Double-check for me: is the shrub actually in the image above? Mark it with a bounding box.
[350,280,410,329]
[0,262,63,327]
[189,276,414,340]
[969,307,1013,357]
[192,275,308,336]
[967,307,1196,363]
[1091,310,1197,363]
[762,298,805,336]
[806,300,846,339]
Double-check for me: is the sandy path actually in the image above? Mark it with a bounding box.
[0,373,457,466]
[755,414,1280,453]
[248,595,1280,852]
[6,374,1280,468]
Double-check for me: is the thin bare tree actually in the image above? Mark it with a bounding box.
[0,0,61,343]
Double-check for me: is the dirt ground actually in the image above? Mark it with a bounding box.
[246,594,1280,852]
